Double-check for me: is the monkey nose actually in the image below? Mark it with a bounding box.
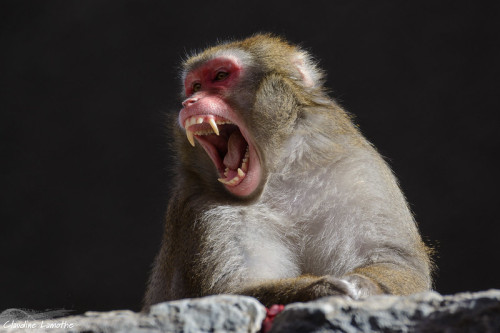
[182,97,199,107]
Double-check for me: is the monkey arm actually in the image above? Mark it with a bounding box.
[234,235,431,306]
[237,275,360,307]
[346,262,431,296]
[236,262,429,307]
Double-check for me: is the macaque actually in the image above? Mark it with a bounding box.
[143,34,432,309]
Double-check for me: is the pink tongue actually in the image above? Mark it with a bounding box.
[223,130,247,170]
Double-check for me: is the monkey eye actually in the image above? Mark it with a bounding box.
[192,82,201,93]
[214,71,229,81]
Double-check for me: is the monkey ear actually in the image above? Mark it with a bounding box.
[292,52,320,88]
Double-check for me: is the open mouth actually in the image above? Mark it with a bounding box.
[181,114,261,196]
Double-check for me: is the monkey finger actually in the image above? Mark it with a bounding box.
[306,275,361,300]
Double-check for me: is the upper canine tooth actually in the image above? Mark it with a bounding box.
[208,118,219,136]
[186,129,195,147]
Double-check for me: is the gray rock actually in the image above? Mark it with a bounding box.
[270,290,500,333]
[149,295,266,332]
[1,291,499,333]
[0,295,266,333]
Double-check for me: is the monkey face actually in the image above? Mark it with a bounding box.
[176,36,322,199]
[178,55,262,198]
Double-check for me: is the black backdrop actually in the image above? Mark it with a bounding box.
[1,1,499,313]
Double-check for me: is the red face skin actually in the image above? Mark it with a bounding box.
[178,56,262,198]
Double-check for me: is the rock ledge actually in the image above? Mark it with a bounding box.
[1,290,499,333]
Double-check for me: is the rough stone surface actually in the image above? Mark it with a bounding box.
[0,295,266,333]
[270,290,500,333]
[149,295,266,333]
[0,290,499,333]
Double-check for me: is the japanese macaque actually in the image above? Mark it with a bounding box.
[143,34,432,309]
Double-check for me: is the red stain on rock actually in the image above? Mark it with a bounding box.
[260,304,285,333]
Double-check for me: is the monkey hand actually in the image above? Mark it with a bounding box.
[238,274,376,306]
[304,275,362,300]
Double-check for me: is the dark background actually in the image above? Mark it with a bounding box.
[1,1,499,314]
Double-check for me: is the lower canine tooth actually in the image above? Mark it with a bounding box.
[186,130,195,147]
[237,168,245,177]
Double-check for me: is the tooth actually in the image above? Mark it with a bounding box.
[241,161,248,172]
[228,176,240,185]
[208,118,219,135]
[242,147,249,164]
[218,174,240,185]
[224,168,229,177]
[195,130,212,135]
[196,117,204,124]
[237,168,245,177]
[186,130,195,147]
